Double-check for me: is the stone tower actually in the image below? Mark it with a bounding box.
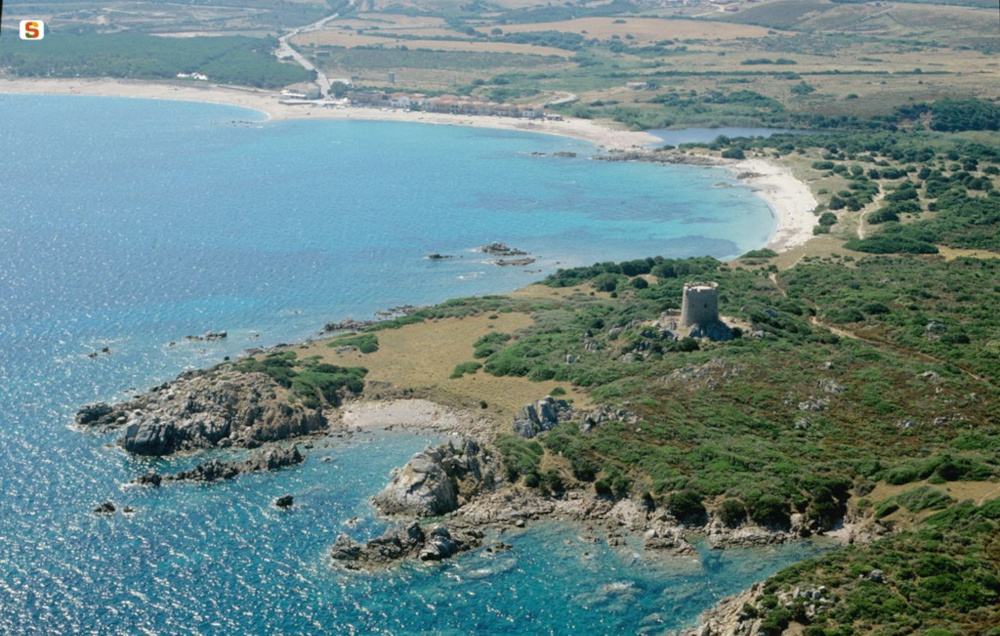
[680,281,720,328]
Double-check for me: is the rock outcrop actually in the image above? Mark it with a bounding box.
[137,445,304,484]
[477,242,527,256]
[578,405,638,433]
[512,396,572,438]
[686,320,734,341]
[678,582,766,636]
[330,521,483,570]
[76,370,325,456]
[372,438,494,517]
[643,524,697,556]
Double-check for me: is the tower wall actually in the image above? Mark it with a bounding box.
[680,281,719,327]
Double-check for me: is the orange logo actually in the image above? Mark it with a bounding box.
[20,20,45,40]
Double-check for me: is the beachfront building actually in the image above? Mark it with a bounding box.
[347,91,545,119]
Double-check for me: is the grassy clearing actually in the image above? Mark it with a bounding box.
[297,310,590,420]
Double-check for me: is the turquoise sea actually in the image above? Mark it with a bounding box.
[0,94,832,635]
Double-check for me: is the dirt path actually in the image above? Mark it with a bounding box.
[770,274,995,388]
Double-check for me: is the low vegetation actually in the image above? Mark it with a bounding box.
[0,33,313,88]
[232,350,366,409]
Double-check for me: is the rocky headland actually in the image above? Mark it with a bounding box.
[75,369,326,456]
[75,363,865,575]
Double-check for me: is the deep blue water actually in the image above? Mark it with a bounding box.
[0,94,830,635]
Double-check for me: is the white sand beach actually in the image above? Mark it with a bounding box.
[0,77,818,254]
[728,157,819,253]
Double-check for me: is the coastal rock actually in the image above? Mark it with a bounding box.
[418,526,459,561]
[147,445,304,483]
[77,370,326,456]
[322,318,376,333]
[134,472,163,487]
[274,495,295,509]
[93,501,116,515]
[643,525,696,556]
[330,521,482,569]
[493,257,536,267]
[678,582,766,636]
[477,242,527,256]
[513,396,572,438]
[75,402,115,427]
[707,524,793,549]
[183,331,227,342]
[372,438,492,517]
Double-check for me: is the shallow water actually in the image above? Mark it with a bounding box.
[0,94,827,634]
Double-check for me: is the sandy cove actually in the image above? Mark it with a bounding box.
[1,77,817,252]
[729,157,818,253]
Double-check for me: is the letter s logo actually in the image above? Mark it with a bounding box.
[20,20,46,40]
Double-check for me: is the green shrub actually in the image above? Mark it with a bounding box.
[450,361,482,378]
[666,489,707,523]
[747,494,790,527]
[472,332,512,359]
[495,434,544,482]
[291,365,367,408]
[719,498,747,527]
[897,486,955,513]
[328,333,379,353]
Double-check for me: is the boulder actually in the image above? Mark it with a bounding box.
[418,526,458,561]
[75,402,115,427]
[372,439,489,517]
[513,397,571,438]
[133,472,162,487]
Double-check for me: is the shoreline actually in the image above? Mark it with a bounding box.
[0,77,817,253]
[20,76,830,630]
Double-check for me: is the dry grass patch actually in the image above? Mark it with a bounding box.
[937,246,1000,262]
[352,13,450,29]
[295,30,571,57]
[299,310,589,418]
[499,17,782,43]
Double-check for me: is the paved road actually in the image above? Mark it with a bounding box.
[277,2,354,96]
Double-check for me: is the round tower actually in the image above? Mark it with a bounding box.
[680,281,719,328]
